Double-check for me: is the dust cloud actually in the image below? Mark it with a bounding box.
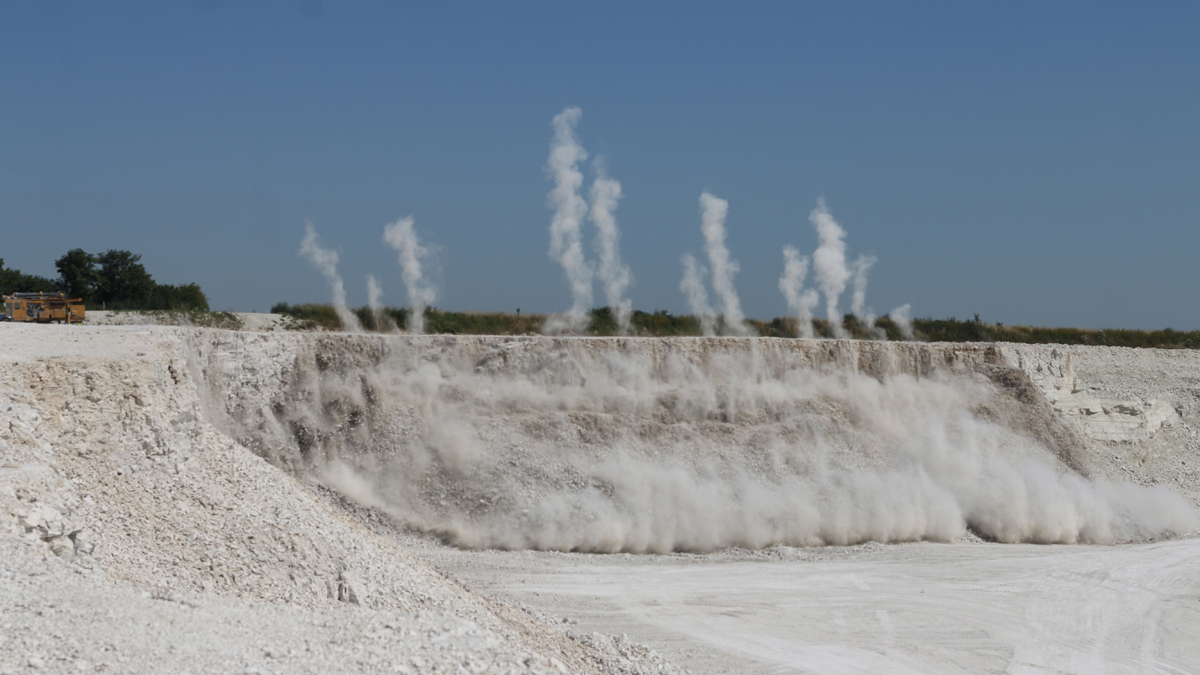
[680,253,717,336]
[544,107,594,333]
[278,109,1194,553]
[590,167,634,334]
[253,338,1197,553]
[695,192,750,336]
[543,107,636,334]
[778,246,819,339]
[299,222,362,332]
[382,215,437,334]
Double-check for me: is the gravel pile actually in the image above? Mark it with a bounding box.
[0,324,678,674]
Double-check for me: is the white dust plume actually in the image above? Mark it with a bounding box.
[590,166,634,333]
[320,461,390,511]
[383,215,437,335]
[544,106,593,334]
[810,199,850,338]
[299,222,361,332]
[250,337,1199,553]
[680,253,717,335]
[779,246,820,338]
[850,254,883,338]
[367,275,383,314]
[890,304,915,340]
[366,275,393,332]
[697,192,750,336]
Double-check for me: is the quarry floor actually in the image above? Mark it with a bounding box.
[416,537,1200,674]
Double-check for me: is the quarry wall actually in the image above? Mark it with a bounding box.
[181,331,1199,550]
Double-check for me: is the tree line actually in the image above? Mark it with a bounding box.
[0,249,208,311]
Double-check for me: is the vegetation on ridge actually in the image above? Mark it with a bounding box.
[270,303,1200,349]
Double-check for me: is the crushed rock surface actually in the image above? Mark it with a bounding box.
[0,537,571,675]
[0,324,683,674]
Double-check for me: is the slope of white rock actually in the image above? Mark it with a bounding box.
[0,325,680,674]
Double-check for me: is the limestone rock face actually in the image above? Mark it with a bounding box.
[1059,396,1175,442]
[995,343,1187,443]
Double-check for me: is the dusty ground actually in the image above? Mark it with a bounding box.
[419,538,1200,674]
[2,322,1199,674]
[85,310,290,331]
[0,536,576,675]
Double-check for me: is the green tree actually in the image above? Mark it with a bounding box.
[55,248,98,304]
[148,283,209,311]
[0,258,59,296]
[95,250,155,309]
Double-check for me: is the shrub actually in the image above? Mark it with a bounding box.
[270,303,342,331]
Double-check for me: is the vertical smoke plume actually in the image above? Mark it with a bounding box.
[366,275,393,332]
[699,192,750,336]
[779,246,820,338]
[810,199,851,338]
[383,215,437,335]
[590,167,634,334]
[850,254,883,338]
[544,106,593,333]
[680,253,717,336]
[850,254,875,321]
[299,222,362,332]
[890,303,915,340]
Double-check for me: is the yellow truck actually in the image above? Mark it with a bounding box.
[1,292,86,324]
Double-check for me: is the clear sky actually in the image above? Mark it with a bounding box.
[2,2,1198,329]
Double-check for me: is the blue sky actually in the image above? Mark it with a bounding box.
[2,2,1198,329]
